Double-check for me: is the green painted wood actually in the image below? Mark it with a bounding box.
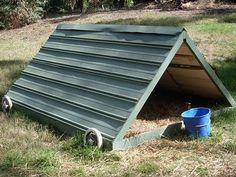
[113,122,182,150]
[5,24,235,149]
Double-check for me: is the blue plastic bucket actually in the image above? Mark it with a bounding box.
[181,107,211,138]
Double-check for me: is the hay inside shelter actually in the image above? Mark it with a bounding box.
[125,86,218,138]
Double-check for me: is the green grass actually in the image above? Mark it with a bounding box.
[0,60,26,98]
[0,148,59,176]
[138,161,160,174]
[60,134,121,162]
[69,168,86,177]
[218,13,236,23]
[214,60,236,98]
[0,9,236,177]
[195,166,209,177]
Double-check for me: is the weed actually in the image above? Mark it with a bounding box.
[0,150,25,170]
[212,108,236,125]
[0,148,59,176]
[103,153,121,162]
[29,149,59,169]
[61,134,121,162]
[69,168,86,177]
[138,161,160,174]
[61,134,104,161]
[218,13,236,23]
[195,166,209,177]
[209,129,223,144]
[61,134,84,151]
[74,146,104,161]
[122,172,135,177]
[222,140,236,154]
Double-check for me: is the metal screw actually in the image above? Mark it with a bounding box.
[186,102,191,110]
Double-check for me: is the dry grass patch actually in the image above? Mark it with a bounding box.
[0,9,236,177]
[0,21,55,61]
[111,139,236,177]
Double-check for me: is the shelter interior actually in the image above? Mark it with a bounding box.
[125,42,224,138]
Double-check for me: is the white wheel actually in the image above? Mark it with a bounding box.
[2,95,13,113]
[84,128,103,148]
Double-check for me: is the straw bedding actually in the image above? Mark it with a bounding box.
[125,87,217,138]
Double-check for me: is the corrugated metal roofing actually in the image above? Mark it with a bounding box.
[4,24,235,149]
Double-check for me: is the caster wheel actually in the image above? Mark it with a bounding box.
[2,95,13,113]
[84,128,103,148]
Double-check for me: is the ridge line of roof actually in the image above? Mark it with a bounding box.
[57,23,184,35]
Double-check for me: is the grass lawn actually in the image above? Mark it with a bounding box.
[0,9,236,176]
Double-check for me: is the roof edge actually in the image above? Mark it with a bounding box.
[56,23,184,35]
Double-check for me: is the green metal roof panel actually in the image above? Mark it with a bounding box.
[4,24,235,148]
[56,24,184,35]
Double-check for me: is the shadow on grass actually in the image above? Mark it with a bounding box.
[98,10,236,26]
[201,8,236,15]
[0,59,26,67]
[98,16,189,26]
[209,56,236,125]
[0,147,59,177]
[0,59,26,98]
[217,13,236,23]
[37,5,235,26]
[45,14,82,24]
[0,169,26,177]
[213,57,236,99]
